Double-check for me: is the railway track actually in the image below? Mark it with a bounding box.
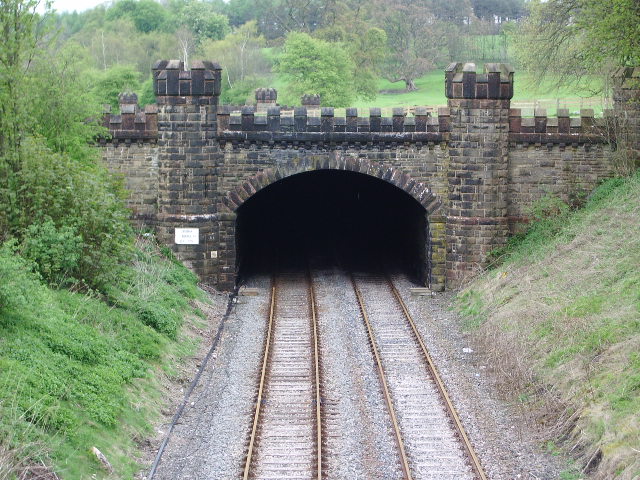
[351,273,487,480]
[243,270,485,479]
[243,272,322,480]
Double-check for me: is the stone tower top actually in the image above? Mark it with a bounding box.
[152,59,222,105]
[445,62,514,100]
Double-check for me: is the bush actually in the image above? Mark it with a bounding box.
[0,241,41,312]
[21,220,83,287]
[8,137,134,290]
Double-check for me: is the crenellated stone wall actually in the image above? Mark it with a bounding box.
[100,61,623,291]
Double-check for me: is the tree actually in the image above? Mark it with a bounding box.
[0,0,133,289]
[315,19,387,101]
[276,32,356,106]
[376,0,448,91]
[200,21,270,89]
[471,0,526,23]
[0,0,51,237]
[168,0,231,43]
[105,0,169,33]
[515,0,640,85]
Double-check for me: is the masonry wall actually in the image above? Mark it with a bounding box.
[101,61,623,291]
[100,142,159,229]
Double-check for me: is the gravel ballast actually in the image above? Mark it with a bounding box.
[146,271,568,479]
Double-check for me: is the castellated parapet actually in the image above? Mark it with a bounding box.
[100,61,623,291]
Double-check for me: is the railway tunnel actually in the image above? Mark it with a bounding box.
[235,169,430,284]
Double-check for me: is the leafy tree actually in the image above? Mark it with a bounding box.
[27,43,104,160]
[169,0,231,43]
[316,24,386,100]
[0,0,134,289]
[0,0,52,237]
[376,0,448,91]
[471,0,526,23]
[515,0,640,85]
[200,21,270,89]
[90,64,141,110]
[106,0,169,33]
[254,0,341,40]
[225,0,258,27]
[276,32,356,107]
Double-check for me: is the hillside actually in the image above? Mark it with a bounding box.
[456,171,640,479]
[0,236,221,479]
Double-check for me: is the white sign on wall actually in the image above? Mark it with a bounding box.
[175,228,200,245]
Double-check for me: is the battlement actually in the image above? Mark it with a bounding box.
[101,93,158,143]
[216,105,450,146]
[508,108,609,145]
[152,60,222,105]
[445,62,514,100]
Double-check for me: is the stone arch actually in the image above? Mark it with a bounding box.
[215,153,447,291]
[220,153,443,216]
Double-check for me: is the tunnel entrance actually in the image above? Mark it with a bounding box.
[235,170,430,284]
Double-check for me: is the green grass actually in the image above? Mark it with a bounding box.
[0,236,205,478]
[454,170,640,478]
[272,67,605,115]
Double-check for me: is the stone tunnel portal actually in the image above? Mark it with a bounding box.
[235,170,430,284]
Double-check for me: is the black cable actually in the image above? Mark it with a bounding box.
[148,285,239,479]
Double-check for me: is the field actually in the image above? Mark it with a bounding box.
[270,68,607,117]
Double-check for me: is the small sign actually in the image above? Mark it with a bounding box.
[175,228,199,245]
[211,250,218,259]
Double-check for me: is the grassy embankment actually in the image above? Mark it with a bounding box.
[456,171,640,479]
[0,237,209,479]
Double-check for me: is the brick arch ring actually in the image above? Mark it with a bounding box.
[220,153,443,215]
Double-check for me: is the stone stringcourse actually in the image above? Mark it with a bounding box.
[100,60,635,291]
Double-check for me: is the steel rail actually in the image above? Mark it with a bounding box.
[387,276,488,480]
[350,274,414,480]
[243,274,322,480]
[242,278,276,480]
[307,271,323,480]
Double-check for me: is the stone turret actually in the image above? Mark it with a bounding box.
[152,60,222,105]
[255,87,277,112]
[612,67,640,169]
[445,62,513,286]
[301,94,321,107]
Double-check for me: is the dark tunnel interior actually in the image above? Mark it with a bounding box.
[235,170,430,284]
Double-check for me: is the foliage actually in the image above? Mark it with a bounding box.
[26,42,105,161]
[21,220,83,287]
[9,137,133,290]
[170,0,230,43]
[315,22,387,101]
[89,64,141,110]
[471,0,526,22]
[105,0,169,33]
[276,32,356,107]
[515,0,640,87]
[375,0,449,91]
[200,21,270,90]
[455,170,640,478]
[0,241,40,312]
[220,75,271,105]
[0,237,204,478]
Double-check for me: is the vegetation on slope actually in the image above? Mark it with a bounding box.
[0,236,206,478]
[456,171,640,479]
[0,3,212,477]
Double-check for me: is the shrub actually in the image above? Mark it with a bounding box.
[21,220,82,287]
[0,241,40,312]
[11,137,134,290]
